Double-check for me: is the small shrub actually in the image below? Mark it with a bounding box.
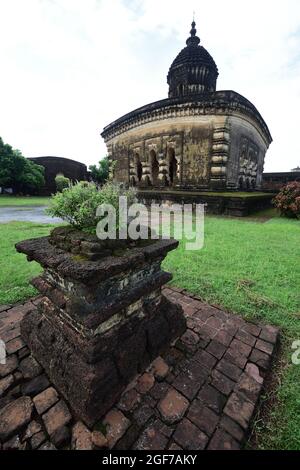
[55,173,70,192]
[273,182,300,219]
[46,181,136,231]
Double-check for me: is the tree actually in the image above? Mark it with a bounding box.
[55,173,70,192]
[89,156,110,185]
[0,137,45,194]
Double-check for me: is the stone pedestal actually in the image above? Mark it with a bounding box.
[16,228,186,427]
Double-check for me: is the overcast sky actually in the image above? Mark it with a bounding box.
[0,0,299,172]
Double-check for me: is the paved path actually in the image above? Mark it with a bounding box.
[0,288,279,450]
[0,206,61,224]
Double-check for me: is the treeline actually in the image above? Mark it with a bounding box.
[0,137,45,195]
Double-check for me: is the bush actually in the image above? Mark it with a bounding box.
[46,181,136,231]
[55,173,70,192]
[273,182,300,219]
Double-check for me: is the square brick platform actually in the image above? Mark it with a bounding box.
[0,287,279,450]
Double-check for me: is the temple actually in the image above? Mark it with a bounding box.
[101,21,272,192]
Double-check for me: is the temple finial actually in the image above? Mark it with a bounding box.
[190,20,197,37]
[186,17,200,46]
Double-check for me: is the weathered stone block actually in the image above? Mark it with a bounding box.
[16,232,186,427]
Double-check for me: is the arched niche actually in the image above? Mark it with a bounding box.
[167,148,177,185]
[134,154,142,182]
[149,149,159,186]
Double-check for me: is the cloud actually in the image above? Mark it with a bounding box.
[0,0,299,171]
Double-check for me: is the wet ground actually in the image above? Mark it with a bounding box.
[0,206,62,224]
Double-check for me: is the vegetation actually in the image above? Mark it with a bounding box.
[273,182,300,219]
[46,181,136,231]
[0,196,50,206]
[89,156,110,185]
[0,137,45,194]
[55,173,70,192]
[0,221,57,304]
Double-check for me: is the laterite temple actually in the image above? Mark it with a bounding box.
[101,22,272,192]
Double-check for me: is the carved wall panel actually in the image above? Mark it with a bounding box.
[183,128,211,185]
[238,136,259,189]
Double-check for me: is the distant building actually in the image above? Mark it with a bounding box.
[29,156,88,195]
[291,166,300,172]
[102,21,272,192]
[262,171,300,191]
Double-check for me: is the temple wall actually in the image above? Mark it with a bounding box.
[227,116,268,190]
[105,113,269,191]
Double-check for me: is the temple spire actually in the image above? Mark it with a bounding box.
[186,19,200,46]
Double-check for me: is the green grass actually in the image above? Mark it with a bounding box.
[0,196,50,206]
[0,215,299,449]
[0,221,57,304]
[163,215,300,450]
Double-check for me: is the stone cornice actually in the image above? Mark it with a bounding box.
[101,91,272,145]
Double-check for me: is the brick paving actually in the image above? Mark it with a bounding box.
[0,287,279,451]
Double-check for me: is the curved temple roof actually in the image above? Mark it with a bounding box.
[101,91,272,145]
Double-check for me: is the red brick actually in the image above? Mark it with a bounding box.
[216,359,242,382]
[249,349,271,371]
[242,323,261,337]
[235,330,256,347]
[150,382,169,401]
[211,370,235,396]
[158,388,189,424]
[173,418,208,450]
[259,325,279,344]
[33,387,59,415]
[117,389,141,412]
[255,339,273,356]
[134,424,168,450]
[194,349,217,370]
[71,422,93,450]
[6,337,25,355]
[0,397,33,441]
[136,373,155,394]
[42,400,71,436]
[224,348,248,369]
[103,409,131,449]
[198,384,226,413]
[208,428,240,450]
[245,363,263,384]
[0,355,18,378]
[214,329,233,347]
[173,367,207,400]
[206,316,224,330]
[151,357,169,381]
[180,329,199,346]
[224,393,255,430]
[206,340,226,359]
[219,415,244,442]
[187,401,219,436]
[235,373,262,404]
[230,338,252,357]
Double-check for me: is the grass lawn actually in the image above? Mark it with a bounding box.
[0,196,50,206]
[164,215,300,450]
[0,215,299,449]
[0,222,57,305]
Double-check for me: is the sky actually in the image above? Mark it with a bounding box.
[0,0,300,172]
